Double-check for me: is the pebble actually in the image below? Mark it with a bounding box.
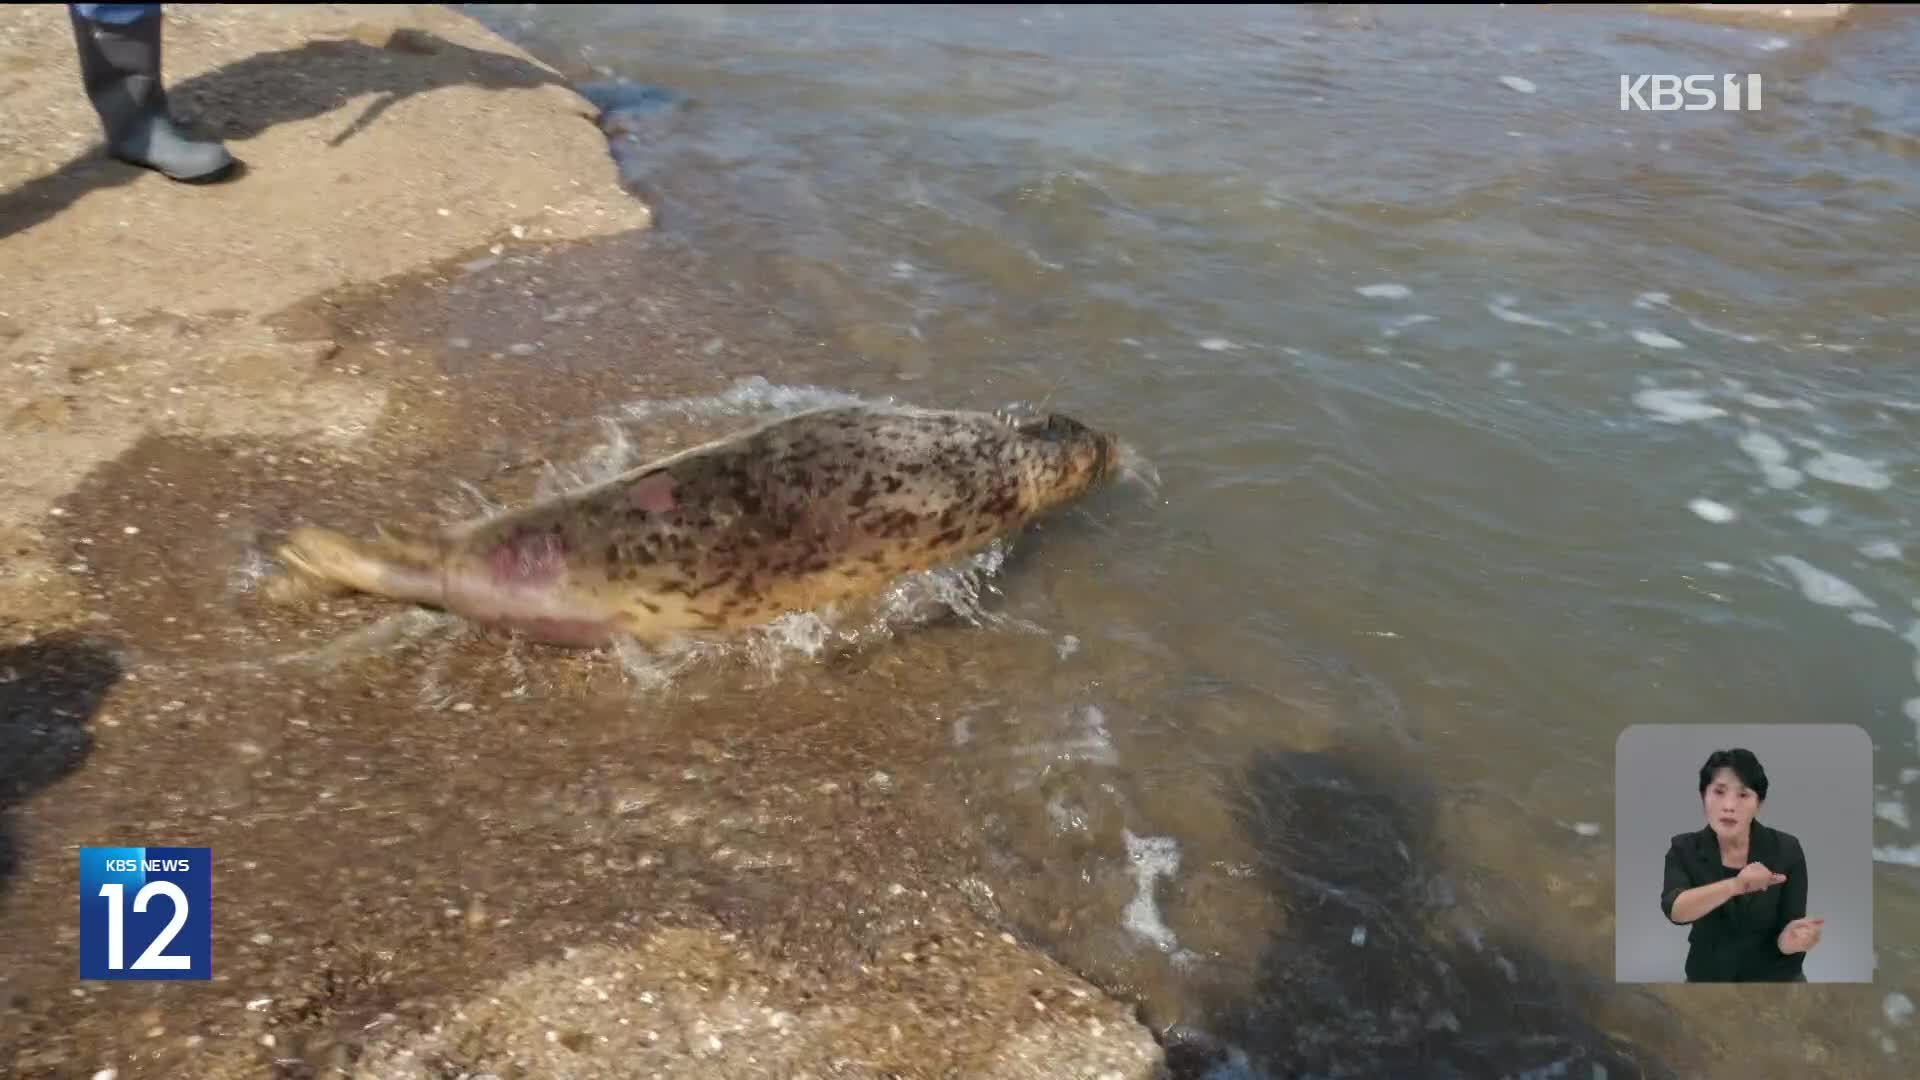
[93,1070,117,1080]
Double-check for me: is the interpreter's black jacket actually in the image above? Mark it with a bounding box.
[1660,820,1807,982]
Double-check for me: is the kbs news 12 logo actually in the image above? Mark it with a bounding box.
[79,847,213,980]
[1619,73,1763,112]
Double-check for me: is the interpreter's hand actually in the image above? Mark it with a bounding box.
[1779,916,1825,955]
[1734,861,1787,895]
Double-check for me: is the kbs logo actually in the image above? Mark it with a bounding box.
[79,846,212,980]
[1620,74,1763,111]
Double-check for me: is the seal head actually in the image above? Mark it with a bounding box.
[1011,411,1118,512]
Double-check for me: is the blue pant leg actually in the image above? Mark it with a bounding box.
[71,4,161,25]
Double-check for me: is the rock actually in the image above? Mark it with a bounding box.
[6,396,71,432]
[385,27,443,55]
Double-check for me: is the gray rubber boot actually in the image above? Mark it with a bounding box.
[69,9,236,182]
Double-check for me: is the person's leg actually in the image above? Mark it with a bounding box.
[68,3,236,182]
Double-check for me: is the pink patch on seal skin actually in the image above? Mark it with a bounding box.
[627,470,678,514]
[488,528,569,586]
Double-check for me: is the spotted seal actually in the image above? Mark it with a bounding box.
[270,403,1124,647]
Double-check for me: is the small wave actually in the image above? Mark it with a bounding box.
[1122,829,1182,953]
[1488,296,1568,333]
[1634,387,1725,424]
[1687,315,1767,345]
[1771,555,1875,610]
[1737,429,1791,467]
[1803,449,1893,491]
[1874,844,1920,868]
[1688,498,1737,524]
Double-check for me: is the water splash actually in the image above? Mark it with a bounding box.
[603,537,1048,695]
[226,544,282,598]
[1121,438,1159,499]
[618,375,878,426]
[1122,829,1183,953]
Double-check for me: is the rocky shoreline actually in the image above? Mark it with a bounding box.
[0,5,1165,1078]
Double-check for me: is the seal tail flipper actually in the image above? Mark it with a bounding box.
[268,526,446,607]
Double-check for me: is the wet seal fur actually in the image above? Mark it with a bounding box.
[270,404,1126,647]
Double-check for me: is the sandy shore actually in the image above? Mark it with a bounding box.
[0,5,1164,1078]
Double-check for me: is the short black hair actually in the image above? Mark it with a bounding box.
[1697,748,1768,801]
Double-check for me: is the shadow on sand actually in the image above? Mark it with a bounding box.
[1162,744,1688,1080]
[1,27,574,239]
[0,634,124,904]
